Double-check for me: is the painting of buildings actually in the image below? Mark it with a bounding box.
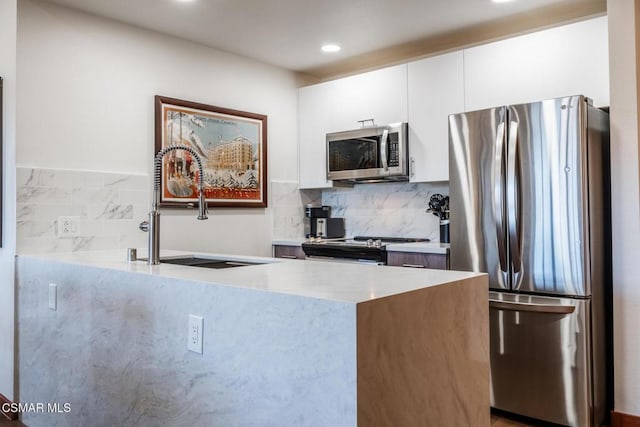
[156,96,267,207]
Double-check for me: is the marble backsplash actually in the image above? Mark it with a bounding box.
[17,173,448,251]
[271,181,322,240]
[323,182,449,241]
[16,167,149,254]
[271,180,449,242]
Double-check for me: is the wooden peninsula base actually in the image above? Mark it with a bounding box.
[357,276,488,426]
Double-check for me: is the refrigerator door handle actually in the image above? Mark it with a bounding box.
[489,299,575,314]
[507,119,523,287]
[494,121,508,277]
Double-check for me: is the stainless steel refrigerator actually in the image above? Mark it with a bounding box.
[448,95,610,427]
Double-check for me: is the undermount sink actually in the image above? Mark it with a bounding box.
[159,256,265,269]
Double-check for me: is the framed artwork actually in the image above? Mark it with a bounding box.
[155,95,268,208]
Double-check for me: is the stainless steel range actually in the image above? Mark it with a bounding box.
[301,236,429,264]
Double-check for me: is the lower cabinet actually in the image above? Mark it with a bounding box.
[387,251,448,270]
[273,245,306,260]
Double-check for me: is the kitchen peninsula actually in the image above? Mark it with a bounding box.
[16,251,488,426]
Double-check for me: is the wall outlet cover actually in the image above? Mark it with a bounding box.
[57,216,81,237]
[48,283,57,310]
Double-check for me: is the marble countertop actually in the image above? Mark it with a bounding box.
[272,239,449,254]
[21,249,481,304]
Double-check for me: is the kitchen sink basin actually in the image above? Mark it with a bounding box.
[159,256,265,269]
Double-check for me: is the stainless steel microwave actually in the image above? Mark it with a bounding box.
[326,122,409,182]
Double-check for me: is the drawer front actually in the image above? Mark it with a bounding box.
[387,252,448,269]
[273,245,306,260]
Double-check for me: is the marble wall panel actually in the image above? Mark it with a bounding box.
[16,167,148,254]
[17,257,357,426]
[271,181,321,239]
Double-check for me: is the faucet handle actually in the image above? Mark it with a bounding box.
[138,220,150,232]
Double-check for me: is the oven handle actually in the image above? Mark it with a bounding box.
[381,128,389,171]
[305,255,384,265]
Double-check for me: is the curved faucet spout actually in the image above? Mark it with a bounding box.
[148,145,208,265]
[152,145,208,216]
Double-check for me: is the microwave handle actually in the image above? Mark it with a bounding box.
[380,128,389,171]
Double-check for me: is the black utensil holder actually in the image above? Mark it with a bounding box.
[439,219,450,243]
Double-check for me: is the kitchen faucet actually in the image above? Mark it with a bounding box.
[141,145,208,265]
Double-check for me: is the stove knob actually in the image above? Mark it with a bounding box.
[375,239,382,248]
[366,239,374,247]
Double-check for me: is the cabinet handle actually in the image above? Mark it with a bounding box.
[279,255,298,259]
[410,157,415,177]
[402,263,425,268]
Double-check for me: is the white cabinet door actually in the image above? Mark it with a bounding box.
[328,64,408,131]
[298,65,408,189]
[408,51,464,182]
[464,16,609,111]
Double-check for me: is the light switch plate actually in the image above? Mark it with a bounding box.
[188,314,204,354]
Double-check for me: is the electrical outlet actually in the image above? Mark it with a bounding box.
[188,314,204,354]
[57,216,80,237]
[48,283,57,310]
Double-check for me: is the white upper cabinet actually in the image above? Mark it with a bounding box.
[327,64,408,131]
[298,16,609,188]
[464,16,609,111]
[408,51,464,182]
[298,65,408,189]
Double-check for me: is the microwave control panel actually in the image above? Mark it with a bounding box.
[388,133,399,167]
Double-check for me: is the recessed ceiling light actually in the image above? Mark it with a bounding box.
[175,0,196,3]
[321,44,341,53]
[492,0,514,3]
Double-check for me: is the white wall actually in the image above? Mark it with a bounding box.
[607,0,640,416]
[17,0,300,257]
[0,0,17,402]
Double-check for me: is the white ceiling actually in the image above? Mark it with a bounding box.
[39,0,604,77]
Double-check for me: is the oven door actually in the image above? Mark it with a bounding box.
[301,243,388,264]
[326,123,407,181]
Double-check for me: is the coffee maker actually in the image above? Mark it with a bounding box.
[304,205,345,239]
